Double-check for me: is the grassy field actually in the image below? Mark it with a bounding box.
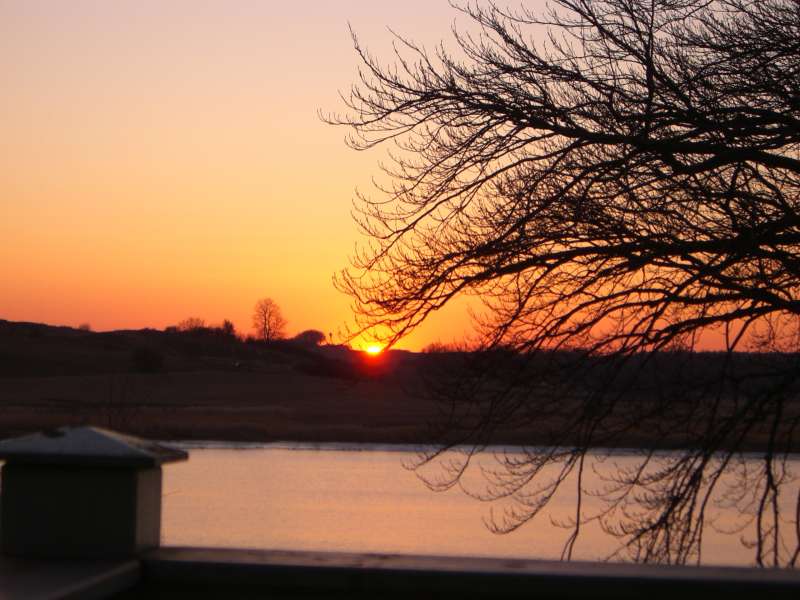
[0,370,439,443]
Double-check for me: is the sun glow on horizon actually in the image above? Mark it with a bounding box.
[365,344,384,356]
[0,1,498,353]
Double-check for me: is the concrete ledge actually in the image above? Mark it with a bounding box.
[136,547,800,599]
[0,556,139,600]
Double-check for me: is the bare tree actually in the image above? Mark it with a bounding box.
[252,298,287,342]
[330,0,800,566]
[177,317,206,332]
[220,319,237,337]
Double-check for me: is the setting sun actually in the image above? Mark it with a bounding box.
[365,344,384,356]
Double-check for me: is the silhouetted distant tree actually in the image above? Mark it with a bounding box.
[291,329,327,347]
[422,341,461,354]
[220,319,236,337]
[252,298,287,342]
[177,317,206,332]
[331,0,800,567]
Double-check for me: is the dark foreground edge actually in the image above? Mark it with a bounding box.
[114,547,800,599]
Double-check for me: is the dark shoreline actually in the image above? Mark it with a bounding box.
[0,370,795,456]
[2,321,797,456]
[0,411,790,456]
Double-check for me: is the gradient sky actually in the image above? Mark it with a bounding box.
[0,1,529,349]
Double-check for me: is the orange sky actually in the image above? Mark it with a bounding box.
[0,1,510,350]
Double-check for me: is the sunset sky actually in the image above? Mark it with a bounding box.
[0,1,527,350]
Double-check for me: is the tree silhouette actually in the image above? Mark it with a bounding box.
[291,329,327,347]
[330,0,800,566]
[176,317,206,333]
[252,298,287,342]
[220,319,236,337]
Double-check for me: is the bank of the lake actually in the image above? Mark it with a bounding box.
[0,371,795,453]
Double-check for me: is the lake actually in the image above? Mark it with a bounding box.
[161,443,800,567]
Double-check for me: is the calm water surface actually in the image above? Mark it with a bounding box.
[162,444,799,566]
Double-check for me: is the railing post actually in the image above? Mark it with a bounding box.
[0,426,187,559]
